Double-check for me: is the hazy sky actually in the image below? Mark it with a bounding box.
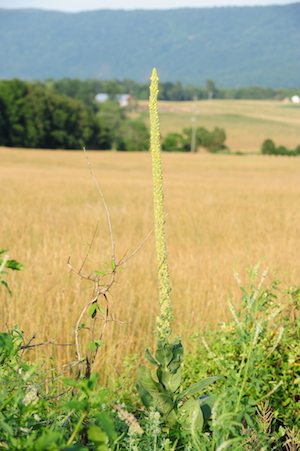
[0,0,296,12]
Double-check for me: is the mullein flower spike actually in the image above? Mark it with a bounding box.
[149,68,173,345]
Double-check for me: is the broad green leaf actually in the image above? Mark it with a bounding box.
[176,376,219,402]
[94,412,118,449]
[198,395,213,419]
[180,398,204,434]
[87,425,108,451]
[136,381,154,408]
[34,431,62,450]
[158,367,182,393]
[0,249,8,255]
[151,391,175,417]
[145,348,159,366]
[137,365,161,393]
[0,419,14,436]
[155,346,173,367]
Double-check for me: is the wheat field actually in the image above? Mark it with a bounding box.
[2,145,300,381]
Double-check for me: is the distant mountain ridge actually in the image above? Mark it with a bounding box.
[0,4,299,88]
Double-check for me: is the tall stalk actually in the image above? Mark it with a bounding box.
[149,68,173,346]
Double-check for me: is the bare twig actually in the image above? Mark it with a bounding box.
[78,221,99,274]
[35,359,84,387]
[83,148,115,263]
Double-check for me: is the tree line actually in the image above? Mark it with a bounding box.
[261,139,300,156]
[162,126,227,153]
[0,79,149,150]
[43,77,299,103]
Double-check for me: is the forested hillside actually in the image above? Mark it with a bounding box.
[0,4,299,88]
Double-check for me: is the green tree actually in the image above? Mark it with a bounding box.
[0,80,112,150]
[261,139,276,155]
[162,133,186,152]
[206,79,217,99]
[115,119,150,151]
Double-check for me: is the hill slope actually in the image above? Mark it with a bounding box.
[0,4,299,88]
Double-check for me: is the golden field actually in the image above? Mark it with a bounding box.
[1,144,300,382]
[138,99,300,153]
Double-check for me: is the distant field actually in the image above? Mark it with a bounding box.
[1,148,300,382]
[138,99,300,153]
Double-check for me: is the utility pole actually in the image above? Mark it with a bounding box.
[191,116,196,153]
[190,99,198,153]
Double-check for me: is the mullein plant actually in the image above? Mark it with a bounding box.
[136,69,218,441]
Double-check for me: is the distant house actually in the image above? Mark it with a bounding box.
[94,93,132,107]
[291,95,300,103]
[115,94,132,107]
[95,93,109,102]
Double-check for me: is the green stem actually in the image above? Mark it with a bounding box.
[66,412,87,446]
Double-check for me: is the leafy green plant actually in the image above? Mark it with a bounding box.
[183,264,300,449]
[0,249,25,295]
[136,69,218,444]
[0,327,118,450]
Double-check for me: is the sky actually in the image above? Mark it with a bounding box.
[0,0,296,12]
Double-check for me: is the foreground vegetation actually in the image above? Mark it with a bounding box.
[1,70,300,449]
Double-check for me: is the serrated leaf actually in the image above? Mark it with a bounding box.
[176,376,219,402]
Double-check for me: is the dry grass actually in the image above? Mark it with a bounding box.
[138,99,300,153]
[1,147,300,382]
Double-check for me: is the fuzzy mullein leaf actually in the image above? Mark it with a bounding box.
[157,367,182,393]
[180,398,204,434]
[176,376,219,402]
[149,68,173,345]
[145,348,159,366]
